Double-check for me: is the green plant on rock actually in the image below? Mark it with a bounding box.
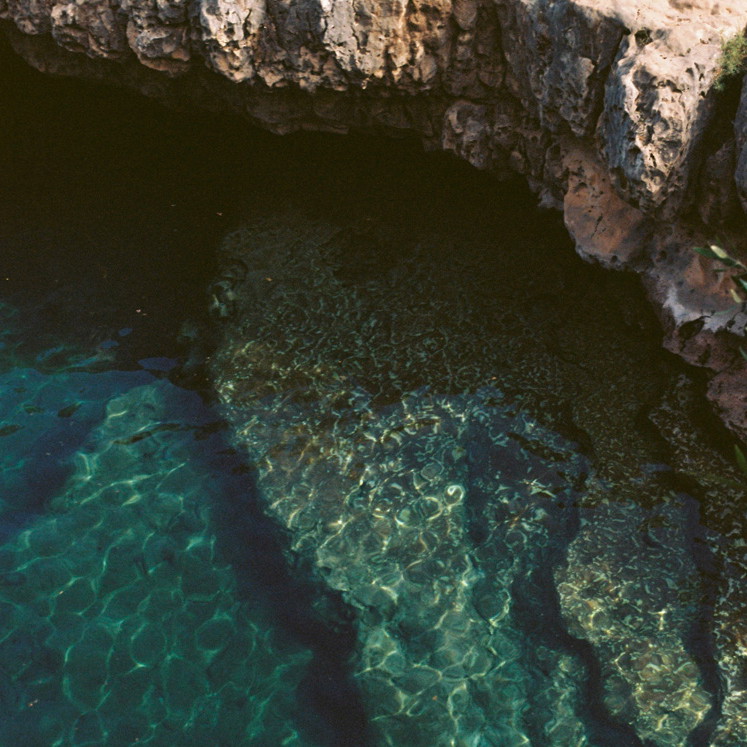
[735,444,747,477]
[714,33,747,92]
[692,242,747,305]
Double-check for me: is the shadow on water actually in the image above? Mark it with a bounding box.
[463,418,646,746]
[0,367,152,541]
[505,503,648,747]
[204,439,371,746]
[669,477,725,747]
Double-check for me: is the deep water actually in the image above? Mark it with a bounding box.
[0,40,743,747]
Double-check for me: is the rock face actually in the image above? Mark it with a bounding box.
[1,0,746,440]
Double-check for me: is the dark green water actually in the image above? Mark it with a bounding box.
[0,41,744,747]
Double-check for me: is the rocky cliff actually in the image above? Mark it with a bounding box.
[1,0,746,439]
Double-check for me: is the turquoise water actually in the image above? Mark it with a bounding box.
[0,364,308,745]
[1,40,746,746]
[0,218,368,745]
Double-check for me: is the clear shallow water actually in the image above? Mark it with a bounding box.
[211,212,718,746]
[1,39,745,747]
[0,332,367,744]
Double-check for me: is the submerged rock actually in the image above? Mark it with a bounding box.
[213,228,593,744]
[648,376,747,747]
[557,497,710,746]
[210,208,732,744]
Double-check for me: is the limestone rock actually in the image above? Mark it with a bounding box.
[496,0,625,137]
[563,146,652,268]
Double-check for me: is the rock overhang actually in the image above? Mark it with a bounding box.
[1,0,746,440]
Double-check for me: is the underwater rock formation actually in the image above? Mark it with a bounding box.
[648,376,747,747]
[208,209,743,745]
[556,497,710,746]
[211,216,593,744]
[1,0,747,440]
